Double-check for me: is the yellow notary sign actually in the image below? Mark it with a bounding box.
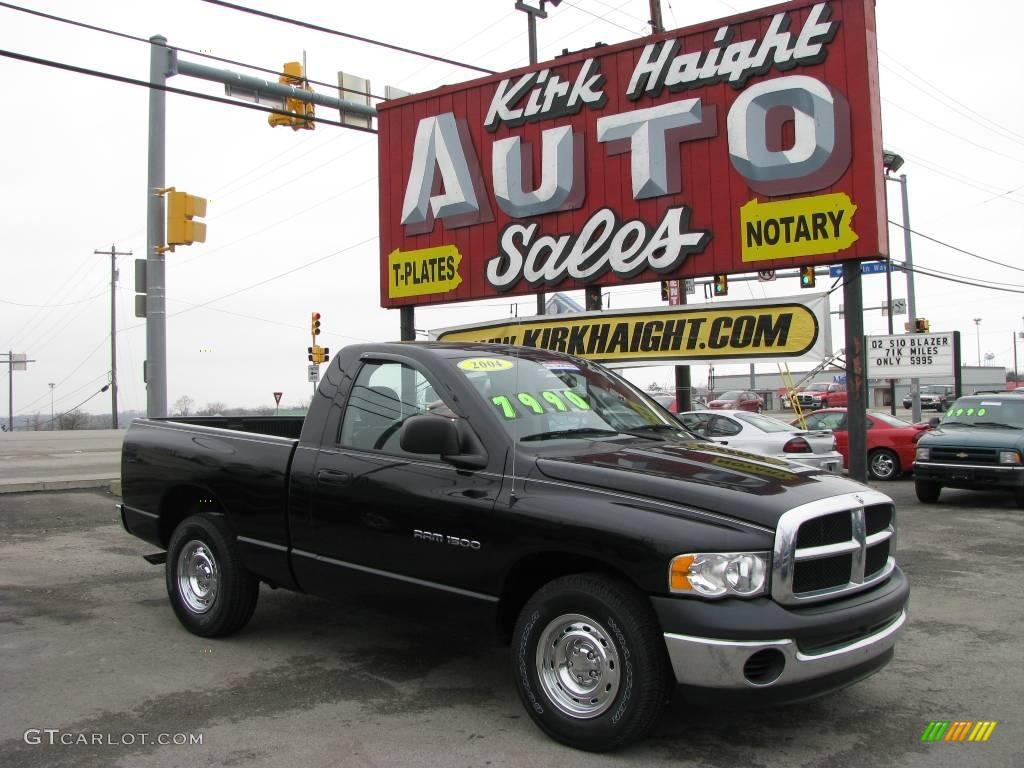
[387,245,463,299]
[740,192,858,263]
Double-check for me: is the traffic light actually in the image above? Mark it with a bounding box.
[800,266,816,289]
[914,317,930,333]
[660,280,670,301]
[165,189,207,249]
[713,274,728,296]
[269,61,315,131]
[321,347,329,364]
[308,346,315,362]
[311,312,321,337]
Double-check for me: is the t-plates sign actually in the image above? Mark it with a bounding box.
[273,391,283,405]
[377,0,887,308]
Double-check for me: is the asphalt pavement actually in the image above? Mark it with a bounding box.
[0,430,123,494]
[1,482,1021,768]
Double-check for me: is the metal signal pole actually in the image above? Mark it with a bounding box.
[96,245,132,429]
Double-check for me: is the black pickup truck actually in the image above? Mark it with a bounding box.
[120,342,908,751]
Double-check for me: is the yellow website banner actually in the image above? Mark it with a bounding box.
[436,300,823,364]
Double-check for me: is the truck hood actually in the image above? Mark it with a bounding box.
[533,438,875,529]
[920,427,1024,450]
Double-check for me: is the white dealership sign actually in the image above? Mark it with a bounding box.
[865,332,955,379]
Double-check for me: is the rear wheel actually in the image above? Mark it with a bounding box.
[868,448,900,480]
[915,480,941,503]
[1015,487,1024,510]
[511,573,668,752]
[166,514,259,637]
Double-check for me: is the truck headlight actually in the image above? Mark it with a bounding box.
[915,447,930,461]
[669,552,769,598]
[998,450,1022,465]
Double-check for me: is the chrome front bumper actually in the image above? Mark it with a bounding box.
[663,609,906,689]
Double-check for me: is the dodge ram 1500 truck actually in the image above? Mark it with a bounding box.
[120,342,909,751]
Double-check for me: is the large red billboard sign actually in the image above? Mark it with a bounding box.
[377,0,886,308]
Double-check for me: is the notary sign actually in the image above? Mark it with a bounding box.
[434,295,830,365]
[377,0,886,308]
[865,333,955,379]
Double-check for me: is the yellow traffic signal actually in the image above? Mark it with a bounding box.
[269,61,315,131]
[165,189,207,249]
[311,312,321,337]
[713,274,728,296]
[800,266,816,288]
[915,317,930,333]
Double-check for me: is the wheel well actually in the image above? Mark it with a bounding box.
[495,552,640,642]
[158,485,225,547]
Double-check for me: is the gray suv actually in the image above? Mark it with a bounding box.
[902,385,955,412]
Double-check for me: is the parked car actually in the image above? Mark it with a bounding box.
[679,410,843,472]
[792,408,931,480]
[913,394,1024,507]
[902,384,955,411]
[706,389,764,412]
[119,342,908,751]
[794,382,848,410]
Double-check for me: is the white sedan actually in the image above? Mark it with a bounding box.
[678,409,844,472]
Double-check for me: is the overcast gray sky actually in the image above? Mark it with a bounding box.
[2,0,1023,418]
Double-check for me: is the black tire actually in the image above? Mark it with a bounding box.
[868,448,900,480]
[166,514,259,638]
[511,573,669,752]
[1015,488,1024,510]
[915,480,941,504]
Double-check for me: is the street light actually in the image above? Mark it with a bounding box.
[884,150,919,420]
[48,382,55,430]
[974,318,982,367]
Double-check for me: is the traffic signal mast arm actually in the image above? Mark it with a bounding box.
[171,54,376,125]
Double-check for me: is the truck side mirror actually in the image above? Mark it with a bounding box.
[400,414,488,469]
[401,413,460,455]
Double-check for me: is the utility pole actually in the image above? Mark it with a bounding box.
[95,245,132,429]
[3,352,35,432]
[49,383,55,430]
[649,0,665,34]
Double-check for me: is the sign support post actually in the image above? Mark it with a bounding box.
[843,263,867,483]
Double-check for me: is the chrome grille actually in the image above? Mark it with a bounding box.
[772,491,897,606]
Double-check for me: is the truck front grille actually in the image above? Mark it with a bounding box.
[772,491,897,606]
[930,447,998,464]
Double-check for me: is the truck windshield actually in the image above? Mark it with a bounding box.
[453,352,683,442]
[941,399,1024,429]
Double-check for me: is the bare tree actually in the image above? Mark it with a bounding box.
[59,409,91,430]
[198,402,227,416]
[254,406,274,415]
[173,395,195,416]
[27,413,46,431]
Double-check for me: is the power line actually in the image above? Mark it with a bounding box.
[0,1,385,99]
[888,219,1024,274]
[891,260,1024,295]
[200,0,496,75]
[0,291,105,308]
[0,48,377,133]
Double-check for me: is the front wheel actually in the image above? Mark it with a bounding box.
[868,448,900,480]
[166,514,259,637]
[511,573,669,752]
[915,480,941,503]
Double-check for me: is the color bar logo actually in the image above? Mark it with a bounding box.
[921,721,997,743]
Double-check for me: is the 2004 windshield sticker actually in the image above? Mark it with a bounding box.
[490,390,591,420]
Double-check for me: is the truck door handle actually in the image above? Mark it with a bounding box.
[317,469,352,486]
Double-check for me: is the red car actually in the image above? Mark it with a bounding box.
[791,408,931,480]
[707,390,764,413]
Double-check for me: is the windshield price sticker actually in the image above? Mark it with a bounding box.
[491,390,591,420]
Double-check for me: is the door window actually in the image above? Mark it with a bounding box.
[338,361,445,455]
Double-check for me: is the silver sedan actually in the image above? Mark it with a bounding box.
[678,409,844,472]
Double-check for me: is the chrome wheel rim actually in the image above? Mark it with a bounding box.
[871,452,896,479]
[176,540,219,614]
[536,613,620,719]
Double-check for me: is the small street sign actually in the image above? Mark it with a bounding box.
[757,269,776,282]
[308,364,320,382]
[829,261,889,278]
[684,278,695,295]
[273,392,283,405]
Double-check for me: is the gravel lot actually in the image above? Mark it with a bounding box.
[1,483,1021,768]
